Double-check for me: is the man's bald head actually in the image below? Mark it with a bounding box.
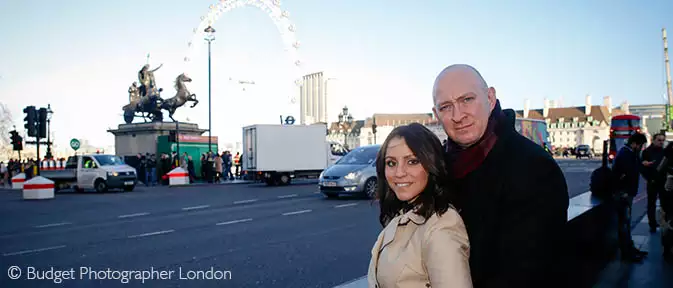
[431,64,497,147]
[432,64,489,104]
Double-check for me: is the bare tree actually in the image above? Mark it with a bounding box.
[0,103,16,160]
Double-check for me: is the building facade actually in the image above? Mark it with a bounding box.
[327,113,436,149]
[514,95,628,153]
[299,72,328,125]
[629,104,666,135]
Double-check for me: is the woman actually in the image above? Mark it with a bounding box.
[368,123,471,288]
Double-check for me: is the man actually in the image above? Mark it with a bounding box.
[612,132,649,262]
[432,64,569,287]
[641,133,666,232]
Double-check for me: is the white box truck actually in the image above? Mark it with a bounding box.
[242,124,346,185]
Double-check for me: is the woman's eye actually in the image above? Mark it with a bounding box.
[385,160,396,167]
[408,159,419,165]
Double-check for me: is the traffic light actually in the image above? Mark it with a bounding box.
[372,123,377,134]
[9,130,22,151]
[168,131,176,142]
[38,107,48,138]
[23,106,37,137]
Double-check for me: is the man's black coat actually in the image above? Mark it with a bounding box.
[447,110,569,288]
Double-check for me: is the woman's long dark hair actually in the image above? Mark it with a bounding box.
[375,122,455,227]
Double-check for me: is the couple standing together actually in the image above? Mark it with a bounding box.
[367,64,570,288]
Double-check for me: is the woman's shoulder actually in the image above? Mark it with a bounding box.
[423,206,467,235]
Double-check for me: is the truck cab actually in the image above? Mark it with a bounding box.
[44,154,138,192]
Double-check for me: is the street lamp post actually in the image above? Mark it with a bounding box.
[337,106,354,150]
[204,25,216,152]
[46,104,53,159]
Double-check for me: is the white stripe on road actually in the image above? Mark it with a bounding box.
[314,191,321,194]
[3,245,67,256]
[277,194,298,199]
[34,222,71,228]
[282,209,312,216]
[335,203,358,208]
[128,230,174,239]
[233,199,258,204]
[181,205,210,211]
[118,212,150,219]
[216,218,253,226]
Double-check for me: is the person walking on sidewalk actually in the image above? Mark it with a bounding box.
[641,133,666,232]
[432,64,569,287]
[656,141,673,262]
[612,132,649,262]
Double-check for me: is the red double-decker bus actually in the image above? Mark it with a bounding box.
[608,114,642,162]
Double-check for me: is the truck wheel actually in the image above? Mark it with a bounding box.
[95,179,108,193]
[279,174,291,185]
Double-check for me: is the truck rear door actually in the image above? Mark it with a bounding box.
[243,127,257,170]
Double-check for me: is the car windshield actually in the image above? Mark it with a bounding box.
[93,155,125,166]
[336,146,379,165]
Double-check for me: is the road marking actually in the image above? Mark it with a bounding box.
[3,245,67,256]
[233,199,258,204]
[118,212,150,219]
[216,218,253,226]
[335,203,358,208]
[128,230,174,239]
[182,205,210,211]
[282,209,312,216]
[277,194,298,199]
[314,191,321,194]
[34,222,71,228]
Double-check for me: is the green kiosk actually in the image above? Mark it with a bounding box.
[156,134,218,177]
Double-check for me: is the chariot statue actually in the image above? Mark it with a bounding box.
[122,63,199,124]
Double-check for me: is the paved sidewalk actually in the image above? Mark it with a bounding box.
[594,204,673,288]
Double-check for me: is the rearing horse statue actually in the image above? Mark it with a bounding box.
[160,73,199,122]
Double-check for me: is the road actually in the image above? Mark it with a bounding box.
[556,158,601,198]
[0,159,603,287]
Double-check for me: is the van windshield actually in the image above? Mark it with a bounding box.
[93,155,124,166]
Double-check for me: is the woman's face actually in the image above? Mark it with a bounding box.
[384,137,429,202]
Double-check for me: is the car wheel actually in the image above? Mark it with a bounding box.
[364,178,377,199]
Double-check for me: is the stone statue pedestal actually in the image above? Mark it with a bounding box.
[107,122,207,157]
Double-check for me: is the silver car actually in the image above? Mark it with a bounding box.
[319,144,380,199]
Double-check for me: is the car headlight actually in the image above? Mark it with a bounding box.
[344,171,360,180]
[319,171,324,179]
[108,171,118,177]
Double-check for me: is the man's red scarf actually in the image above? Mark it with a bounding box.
[444,100,505,179]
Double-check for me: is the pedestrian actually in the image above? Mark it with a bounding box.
[657,141,673,262]
[367,123,471,288]
[641,133,666,232]
[612,132,649,262]
[432,64,569,287]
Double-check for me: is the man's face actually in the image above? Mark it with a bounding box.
[653,135,665,148]
[432,70,496,147]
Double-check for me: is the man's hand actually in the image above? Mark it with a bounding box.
[642,161,654,167]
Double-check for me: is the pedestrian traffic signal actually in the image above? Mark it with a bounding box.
[372,123,377,134]
[23,106,37,137]
[38,107,48,138]
[9,130,22,151]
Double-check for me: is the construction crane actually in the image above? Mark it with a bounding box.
[664,28,673,131]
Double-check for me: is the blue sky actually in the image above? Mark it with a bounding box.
[1,0,672,150]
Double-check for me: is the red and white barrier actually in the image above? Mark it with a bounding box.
[168,167,189,186]
[11,173,25,190]
[23,176,55,200]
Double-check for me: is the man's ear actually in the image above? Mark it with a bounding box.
[487,87,497,110]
